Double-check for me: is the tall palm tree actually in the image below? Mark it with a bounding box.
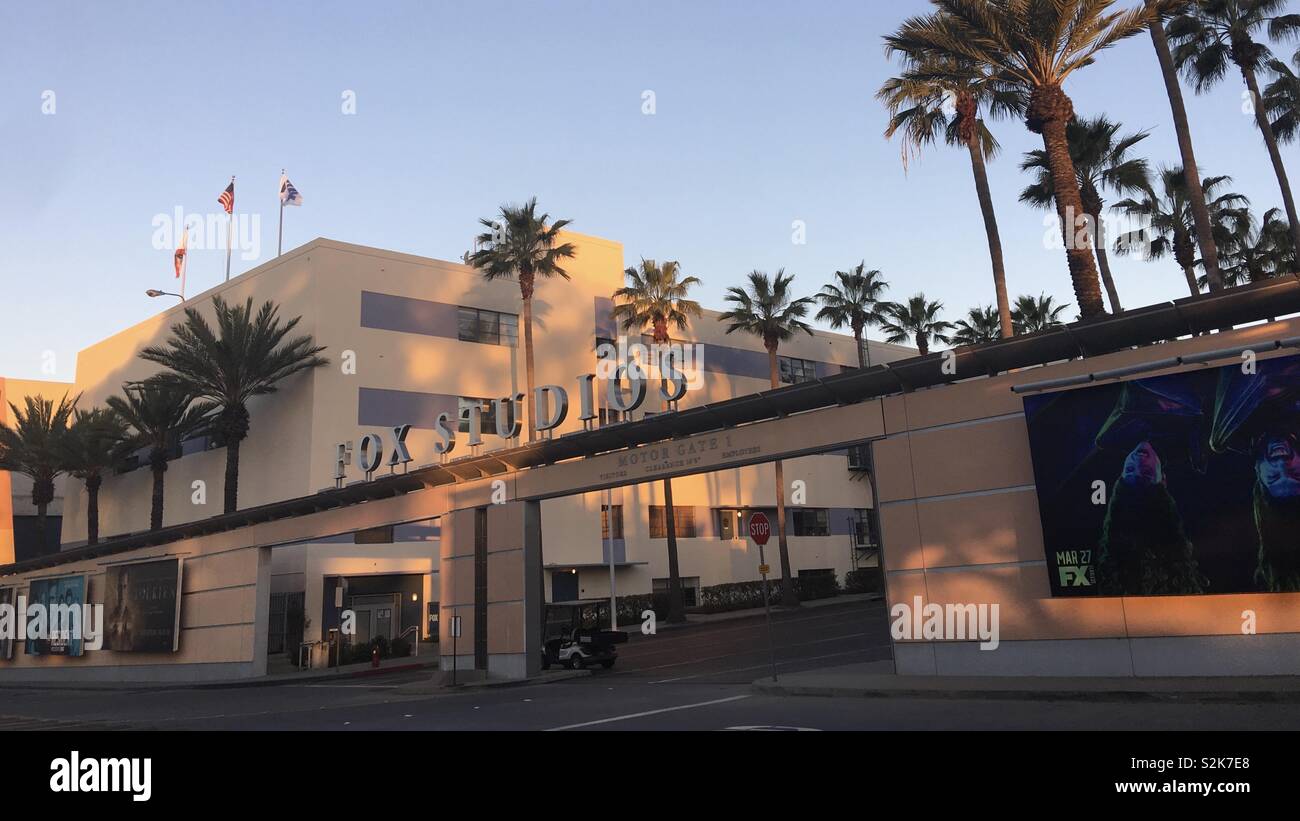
[59,407,126,546]
[107,383,213,531]
[1220,206,1296,284]
[611,258,703,624]
[1168,0,1300,258]
[139,297,327,514]
[950,305,1004,346]
[1114,168,1251,295]
[878,54,1021,337]
[878,295,954,356]
[1146,0,1228,291]
[1020,115,1152,314]
[468,197,577,441]
[815,263,889,367]
[1262,52,1300,142]
[0,393,77,553]
[887,0,1156,320]
[718,270,815,608]
[1011,293,1071,334]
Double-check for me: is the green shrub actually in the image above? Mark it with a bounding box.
[844,568,883,595]
[390,637,411,658]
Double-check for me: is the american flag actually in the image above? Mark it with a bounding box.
[218,181,234,214]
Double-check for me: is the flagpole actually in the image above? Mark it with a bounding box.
[180,222,188,301]
[225,175,234,281]
[278,173,285,257]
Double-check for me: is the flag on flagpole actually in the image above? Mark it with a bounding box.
[174,223,188,278]
[279,174,303,207]
[218,181,234,214]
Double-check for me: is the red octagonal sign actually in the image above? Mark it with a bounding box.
[748,512,771,546]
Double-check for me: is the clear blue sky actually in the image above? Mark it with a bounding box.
[1,0,1295,380]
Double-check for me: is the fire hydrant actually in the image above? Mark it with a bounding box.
[371,646,380,667]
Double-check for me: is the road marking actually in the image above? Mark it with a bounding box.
[544,695,752,731]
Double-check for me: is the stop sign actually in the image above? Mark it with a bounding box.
[748,512,771,545]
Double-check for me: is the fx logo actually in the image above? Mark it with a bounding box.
[1058,566,1094,587]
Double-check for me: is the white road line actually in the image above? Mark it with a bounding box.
[544,695,752,731]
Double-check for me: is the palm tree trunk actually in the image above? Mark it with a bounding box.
[916,334,929,357]
[967,137,1013,338]
[661,478,686,622]
[1244,66,1300,260]
[853,327,866,369]
[224,437,241,514]
[521,294,538,441]
[85,475,100,546]
[1181,264,1201,298]
[767,348,798,608]
[36,503,48,553]
[1092,211,1123,313]
[1149,11,1224,291]
[1039,108,1107,319]
[150,461,166,531]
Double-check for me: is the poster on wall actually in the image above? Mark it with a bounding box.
[1024,353,1300,597]
[25,575,87,656]
[104,558,183,653]
[0,587,13,660]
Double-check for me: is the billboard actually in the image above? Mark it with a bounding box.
[25,575,86,656]
[104,558,183,653]
[1024,353,1300,597]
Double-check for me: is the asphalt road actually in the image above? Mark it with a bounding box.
[2,599,1299,731]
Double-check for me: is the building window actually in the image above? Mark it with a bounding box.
[600,505,624,540]
[852,508,880,549]
[654,576,700,608]
[790,508,830,537]
[457,306,518,347]
[457,396,498,433]
[716,508,744,540]
[778,356,817,384]
[649,506,697,539]
[847,444,873,472]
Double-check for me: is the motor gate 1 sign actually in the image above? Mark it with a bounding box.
[748,512,771,546]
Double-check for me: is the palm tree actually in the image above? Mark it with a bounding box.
[1146,0,1228,291]
[107,383,213,531]
[1020,115,1152,314]
[877,295,954,356]
[718,270,816,608]
[878,54,1021,337]
[950,305,1004,346]
[139,297,327,514]
[815,263,889,367]
[611,259,703,624]
[1263,52,1300,142]
[887,0,1156,320]
[1220,206,1296,284]
[1114,168,1251,295]
[468,197,577,441]
[1168,0,1300,259]
[1011,294,1071,334]
[59,407,126,546]
[0,393,77,553]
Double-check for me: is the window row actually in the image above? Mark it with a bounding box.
[457,306,518,347]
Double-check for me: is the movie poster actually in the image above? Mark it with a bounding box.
[1024,353,1300,598]
[104,558,182,652]
[25,575,86,656]
[0,587,13,660]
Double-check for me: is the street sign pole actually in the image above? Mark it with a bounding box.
[748,512,779,682]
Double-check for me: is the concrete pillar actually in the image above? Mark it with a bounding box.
[439,500,541,680]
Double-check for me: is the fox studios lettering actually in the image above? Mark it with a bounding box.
[333,355,694,484]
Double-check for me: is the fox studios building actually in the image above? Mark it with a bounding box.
[0,233,908,681]
[4,232,1300,683]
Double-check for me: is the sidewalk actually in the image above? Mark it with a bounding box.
[752,660,1300,703]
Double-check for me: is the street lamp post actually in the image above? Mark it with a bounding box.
[145,289,183,301]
